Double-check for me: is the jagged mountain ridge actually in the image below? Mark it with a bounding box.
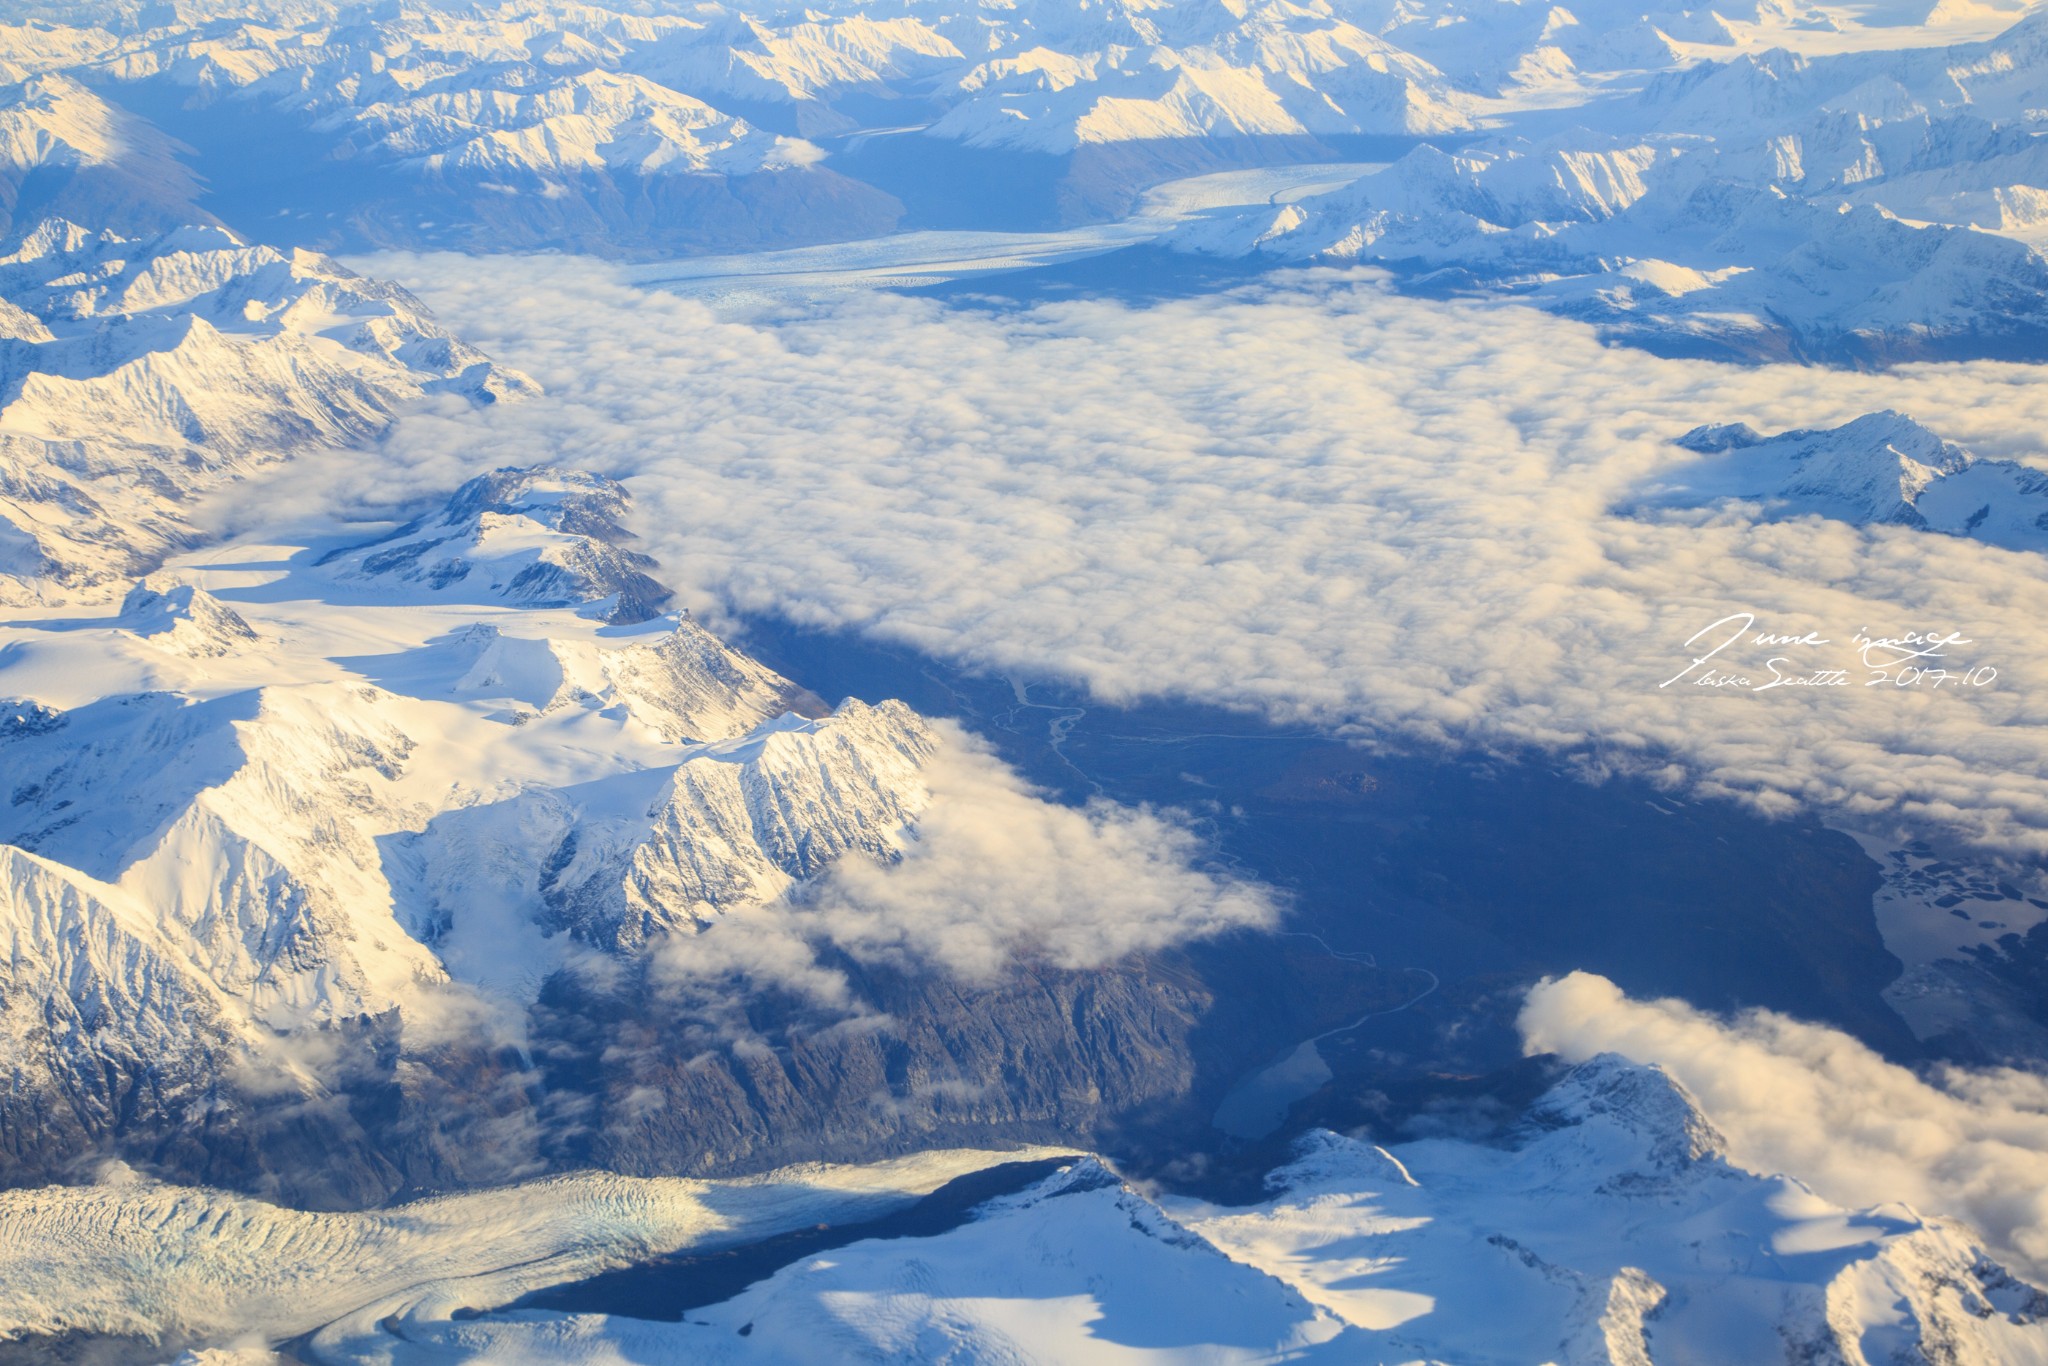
[0,73,209,238]
[319,467,676,624]
[0,213,535,602]
[1164,8,2048,360]
[517,699,937,951]
[0,463,1277,1206]
[0,0,2016,258]
[0,0,2037,358]
[1627,409,2048,548]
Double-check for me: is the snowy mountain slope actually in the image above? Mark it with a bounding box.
[498,698,937,951]
[1176,127,2048,358]
[0,0,2032,266]
[0,572,852,1187]
[1175,1056,2048,1364]
[1135,1,2048,357]
[90,7,908,254]
[395,615,815,749]
[328,69,825,179]
[454,1157,1352,1364]
[0,837,290,1187]
[0,680,450,1029]
[0,554,831,1096]
[118,575,261,657]
[925,20,1476,153]
[0,23,118,85]
[1629,409,2048,548]
[627,10,964,123]
[322,1055,2048,1365]
[0,459,1276,1201]
[0,217,533,601]
[318,466,676,624]
[0,74,208,238]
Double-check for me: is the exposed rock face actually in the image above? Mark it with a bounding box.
[528,950,1219,1181]
[0,471,1279,1207]
[536,700,938,949]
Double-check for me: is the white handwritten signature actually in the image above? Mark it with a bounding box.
[1661,613,1995,692]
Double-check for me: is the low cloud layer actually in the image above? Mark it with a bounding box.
[275,254,2048,858]
[650,731,1277,1014]
[1522,971,2048,1281]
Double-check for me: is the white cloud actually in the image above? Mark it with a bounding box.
[275,253,2048,860]
[1521,970,2048,1281]
[804,730,1278,978]
[648,731,1277,1015]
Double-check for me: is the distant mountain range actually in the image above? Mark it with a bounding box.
[1172,8,2048,358]
[0,0,2040,355]
[1629,409,2048,548]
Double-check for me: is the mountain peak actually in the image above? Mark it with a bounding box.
[1524,1052,1731,1172]
[1640,410,2038,537]
[320,466,674,623]
[117,576,259,657]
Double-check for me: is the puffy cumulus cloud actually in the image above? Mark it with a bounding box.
[288,253,2048,859]
[649,732,1276,1014]
[1521,971,2048,1281]
[805,731,1279,979]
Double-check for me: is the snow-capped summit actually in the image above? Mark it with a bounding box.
[1677,409,1972,523]
[330,68,827,179]
[320,466,674,623]
[1634,410,2048,547]
[1527,1051,1725,1149]
[117,576,260,658]
[927,19,1475,154]
[1518,1051,1734,1191]
[523,697,936,949]
[452,617,804,734]
[0,75,207,238]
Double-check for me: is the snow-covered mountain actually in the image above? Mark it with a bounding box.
[332,69,824,179]
[320,467,677,623]
[34,1054,2031,1363]
[441,1058,2045,1364]
[0,73,208,238]
[7,1,2048,1357]
[1160,5,2048,358]
[0,215,534,601]
[924,19,1476,153]
[0,0,2020,259]
[0,459,1278,1204]
[1630,409,2048,547]
[494,699,937,951]
[1175,131,2048,359]
[0,528,826,1184]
